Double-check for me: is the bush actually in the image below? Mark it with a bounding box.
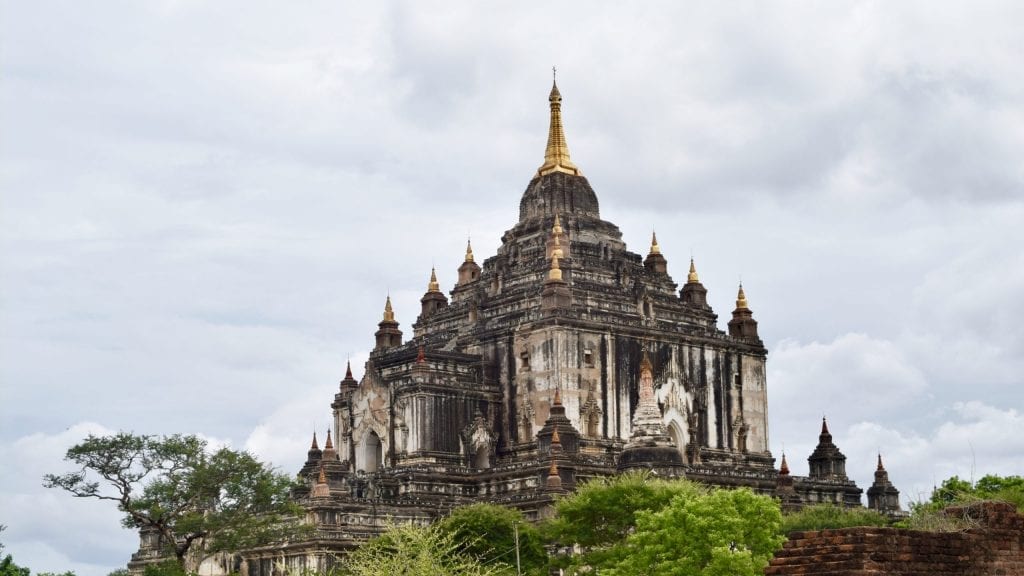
[780,504,890,534]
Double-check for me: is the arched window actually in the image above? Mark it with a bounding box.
[361,431,382,473]
[668,422,685,456]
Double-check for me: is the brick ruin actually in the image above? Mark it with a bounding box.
[766,501,1024,575]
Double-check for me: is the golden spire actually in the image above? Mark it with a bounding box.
[465,239,474,263]
[877,453,885,471]
[548,253,563,282]
[735,284,749,310]
[649,232,661,255]
[383,295,395,321]
[551,426,561,446]
[537,75,581,177]
[780,453,790,475]
[688,258,699,283]
[553,214,564,236]
[553,387,562,406]
[317,464,327,484]
[427,267,440,292]
[310,431,319,451]
[324,429,334,451]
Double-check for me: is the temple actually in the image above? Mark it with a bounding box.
[129,79,899,575]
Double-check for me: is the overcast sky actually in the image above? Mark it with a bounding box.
[2,1,1023,574]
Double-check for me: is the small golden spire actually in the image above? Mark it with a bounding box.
[688,258,699,283]
[548,458,560,478]
[551,234,564,260]
[537,77,581,177]
[317,464,327,484]
[877,453,885,471]
[553,387,562,406]
[310,431,319,451]
[735,284,749,310]
[551,426,561,445]
[383,295,395,321]
[780,453,790,475]
[553,214,564,236]
[428,267,440,292]
[548,253,563,282]
[324,429,334,451]
[649,231,661,255]
[465,239,474,263]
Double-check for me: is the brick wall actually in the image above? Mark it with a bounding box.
[765,502,1024,575]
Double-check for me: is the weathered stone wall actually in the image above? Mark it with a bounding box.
[765,502,1024,575]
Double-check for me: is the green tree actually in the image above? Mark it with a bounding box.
[437,503,547,575]
[44,433,307,572]
[542,472,706,572]
[339,522,500,576]
[0,525,30,576]
[605,488,785,576]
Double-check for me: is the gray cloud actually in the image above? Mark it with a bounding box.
[3,1,1023,574]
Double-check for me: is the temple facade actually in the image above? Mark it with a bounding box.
[129,80,899,575]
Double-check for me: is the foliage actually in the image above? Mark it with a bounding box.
[543,471,707,571]
[436,503,547,575]
[141,560,188,576]
[896,473,1024,531]
[0,526,29,576]
[44,433,308,571]
[338,522,501,576]
[603,487,785,576]
[36,572,77,576]
[779,504,890,534]
[107,570,131,576]
[0,556,29,576]
[911,474,1024,515]
[542,473,785,575]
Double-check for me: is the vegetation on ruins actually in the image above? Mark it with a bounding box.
[894,473,1024,531]
[43,433,308,572]
[778,504,890,534]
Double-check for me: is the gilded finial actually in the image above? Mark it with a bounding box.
[549,458,559,476]
[465,239,475,263]
[552,427,561,445]
[780,453,790,475]
[317,464,327,485]
[548,253,563,282]
[428,267,440,292]
[383,295,395,322]
[324,429,334,450]
[735,284,749,310]
[553,387,562,406]
[310,431,319,451]
[688,258,699,283]
[650,231,661,255]
[553,214,564,235]
[537,75,581,177]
